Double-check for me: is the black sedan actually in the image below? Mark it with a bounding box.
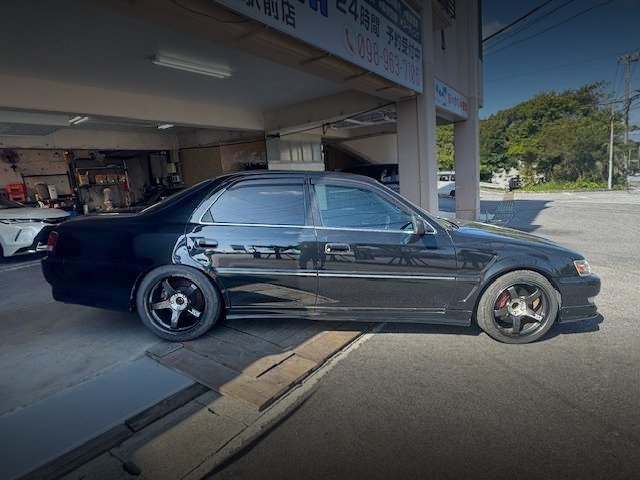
[42,171,600,344]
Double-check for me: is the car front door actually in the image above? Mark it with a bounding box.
[310,178,458,321]
[186,176,318,314]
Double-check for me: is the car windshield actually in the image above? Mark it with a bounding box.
[0,198,24,209]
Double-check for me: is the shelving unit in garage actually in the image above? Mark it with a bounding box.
[74,164,131,213]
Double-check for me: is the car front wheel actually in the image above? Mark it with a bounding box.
[136,265,222,341]
[476,270,558,344]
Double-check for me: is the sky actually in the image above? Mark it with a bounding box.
[480,0,640,126]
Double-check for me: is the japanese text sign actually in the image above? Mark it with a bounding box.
[213,0,423,92]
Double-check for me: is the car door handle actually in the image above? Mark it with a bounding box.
[195,238,218,249]
[325,243,351,254]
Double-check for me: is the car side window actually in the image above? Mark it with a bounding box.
[313,183,412,230]
[207,183,305,226]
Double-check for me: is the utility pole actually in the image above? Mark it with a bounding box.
[609,104,614,190]
[619,52,640,144]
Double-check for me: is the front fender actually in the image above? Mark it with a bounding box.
[451,252,563,313]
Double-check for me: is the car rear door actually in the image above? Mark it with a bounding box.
[310,177,458,319]
[186,175,318,314]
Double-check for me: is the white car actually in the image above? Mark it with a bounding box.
[0,198,70,257]
[438,171,456,197]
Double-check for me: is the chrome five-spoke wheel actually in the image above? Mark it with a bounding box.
[136,265,221,341]
[476,270,559,344]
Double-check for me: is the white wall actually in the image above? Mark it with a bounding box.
[340,134,398,165]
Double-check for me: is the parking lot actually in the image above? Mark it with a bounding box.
[1,189,640,479]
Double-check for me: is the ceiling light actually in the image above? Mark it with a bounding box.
[157,124,174,130]
[69,116,89,125]
[152,54,232,79]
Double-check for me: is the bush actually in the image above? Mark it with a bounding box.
[520,179,626,191]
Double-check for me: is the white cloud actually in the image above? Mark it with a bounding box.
[482,20,507,39]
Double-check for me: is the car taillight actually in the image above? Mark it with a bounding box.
[47,231,59,252]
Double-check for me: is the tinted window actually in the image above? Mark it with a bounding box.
[314,184,412,230]
[209,183,305,226]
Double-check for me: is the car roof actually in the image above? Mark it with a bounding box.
[216,169,382,184]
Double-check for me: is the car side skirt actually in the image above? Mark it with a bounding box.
[226,306,472,326]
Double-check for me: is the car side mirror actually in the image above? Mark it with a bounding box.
[412,215,426,236]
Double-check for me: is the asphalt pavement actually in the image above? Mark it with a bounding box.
[208,190,640,480]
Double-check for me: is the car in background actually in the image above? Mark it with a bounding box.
[0,198,70,258]
[438,171,456,197]
[42,171,600,345]
[340,164,399,192]
[341,164,456,197]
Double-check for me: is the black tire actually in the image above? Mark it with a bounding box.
[136,265,222,341]
[450,190,456,197]
[476,270,558,344]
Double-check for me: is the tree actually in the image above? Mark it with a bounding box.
[436,124,454,171]
[479,82,618,183]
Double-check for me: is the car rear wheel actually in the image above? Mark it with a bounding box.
[476,270,558,344]
[450,190,455,197]
[136,265,221,341]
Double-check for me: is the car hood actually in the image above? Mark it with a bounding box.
[0,208,70,220]
[449,219,581,255]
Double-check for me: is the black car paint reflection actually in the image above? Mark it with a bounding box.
[42,171,600,344]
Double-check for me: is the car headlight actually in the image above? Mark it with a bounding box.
[0,219,39,224]
[574,259,592,277]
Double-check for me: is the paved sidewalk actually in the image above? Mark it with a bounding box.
[8,319,372,480]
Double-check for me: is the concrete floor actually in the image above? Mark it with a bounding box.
[0,255,162,415]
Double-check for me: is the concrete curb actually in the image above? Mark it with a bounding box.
[41,324,382,480]
[184,324,384,480]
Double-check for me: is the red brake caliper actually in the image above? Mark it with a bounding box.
[496,291,511,309]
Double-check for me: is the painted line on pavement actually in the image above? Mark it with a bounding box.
[0,260,42,273]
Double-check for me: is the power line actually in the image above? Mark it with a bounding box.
[482,0,555,43]
[485,50,622,83]
[485,0,616,57]
[484,0,575,52]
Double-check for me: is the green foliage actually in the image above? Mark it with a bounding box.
[437,124,454,171]
[520,179,627,191]
[480,82,624,184]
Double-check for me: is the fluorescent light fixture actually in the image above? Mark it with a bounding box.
[152,54,232,79]
[69,116,89,125]
[157,123,174,130]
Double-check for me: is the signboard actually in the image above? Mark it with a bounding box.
[435,78,468,119]
[213,0,423,92]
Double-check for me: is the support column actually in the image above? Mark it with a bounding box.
[453,0,482,221]
[397,1,438,213]
[454,97,480,220]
